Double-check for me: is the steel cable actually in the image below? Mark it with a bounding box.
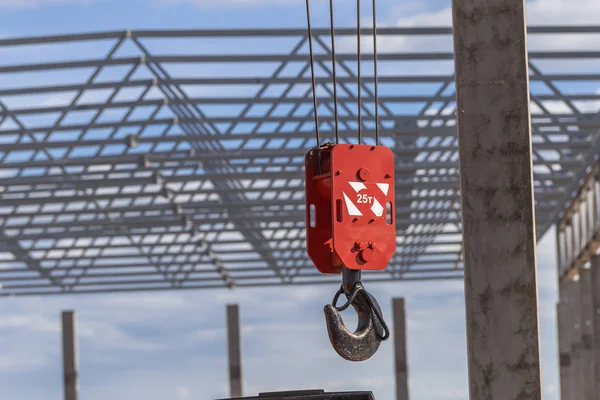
[305,0,379,147]
[305,0,320,148]
[372,0,380,145]
[357,0,362,144]
[329,0,340,144]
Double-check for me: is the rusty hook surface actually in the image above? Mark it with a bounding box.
[324,280,389,362]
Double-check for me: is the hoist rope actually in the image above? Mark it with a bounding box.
[372,0,380,145]
[328,0,340,144]
[305,0,320,148]
[304,0,379,147]
[357,0,362,144]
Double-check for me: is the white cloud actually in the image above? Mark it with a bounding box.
[79,319,164,351]
[365,0,600,58]
[0,345,55,372]
[386,0,600,27]
[0,313,59,333]
[176,386,192,399]
[527,0,600,25]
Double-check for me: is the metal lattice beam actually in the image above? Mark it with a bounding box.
[0,26,599,295]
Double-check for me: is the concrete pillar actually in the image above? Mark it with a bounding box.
[450,0,543,398]
[563,283,576,400]
[227,304,242,398]
[580,268,595,399]
[567,280,583,400]
[557,299,572,400]
[61,310,78,400]
[393,298,409,400]
[591,256,600,399]
[557,227,565,279]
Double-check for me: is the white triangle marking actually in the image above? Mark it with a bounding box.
[371,198,384,217]
[349,181,367,193]
[343,192,363,216]
[376,183,390,196]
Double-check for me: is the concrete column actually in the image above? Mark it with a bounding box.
[591,255,600,399]
[557,227,565,278]
[227,304,242,398]
[61,310,78,400]
[564,283,576,400]
[580,268,595,399]
[567,280,583,400]
[594,179,600,227]
[450,0,543,399]
[393,298,409,400]
[557,299,572,400]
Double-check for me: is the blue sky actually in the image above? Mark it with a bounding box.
[0,0,596,38]
[1,0,599,399]
[0,0,439,34]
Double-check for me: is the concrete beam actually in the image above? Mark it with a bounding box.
[393,298,409,400]
[451,0,543,398]
[227,304,242,398]
[61,310,78,400]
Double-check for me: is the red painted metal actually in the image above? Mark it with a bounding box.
[305,143,396,273]
[305,143,341,274]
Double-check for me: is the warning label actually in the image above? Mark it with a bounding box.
[342,181,390,218]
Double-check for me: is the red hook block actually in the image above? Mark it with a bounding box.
[305,143,396,274]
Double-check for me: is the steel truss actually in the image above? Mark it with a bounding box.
[0,26,598,295]
[557,159,600,281]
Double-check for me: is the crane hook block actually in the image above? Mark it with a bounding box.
[305,143,396,274]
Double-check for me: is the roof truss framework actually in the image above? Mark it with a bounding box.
[0,27,599,295]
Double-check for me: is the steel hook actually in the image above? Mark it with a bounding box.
[323,283,389,362]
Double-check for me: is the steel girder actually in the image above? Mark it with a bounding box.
[0,26,599,295]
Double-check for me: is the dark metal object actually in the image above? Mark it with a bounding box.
[342,266,361,294]
[217,389,375,400]
[324,272,389,362]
